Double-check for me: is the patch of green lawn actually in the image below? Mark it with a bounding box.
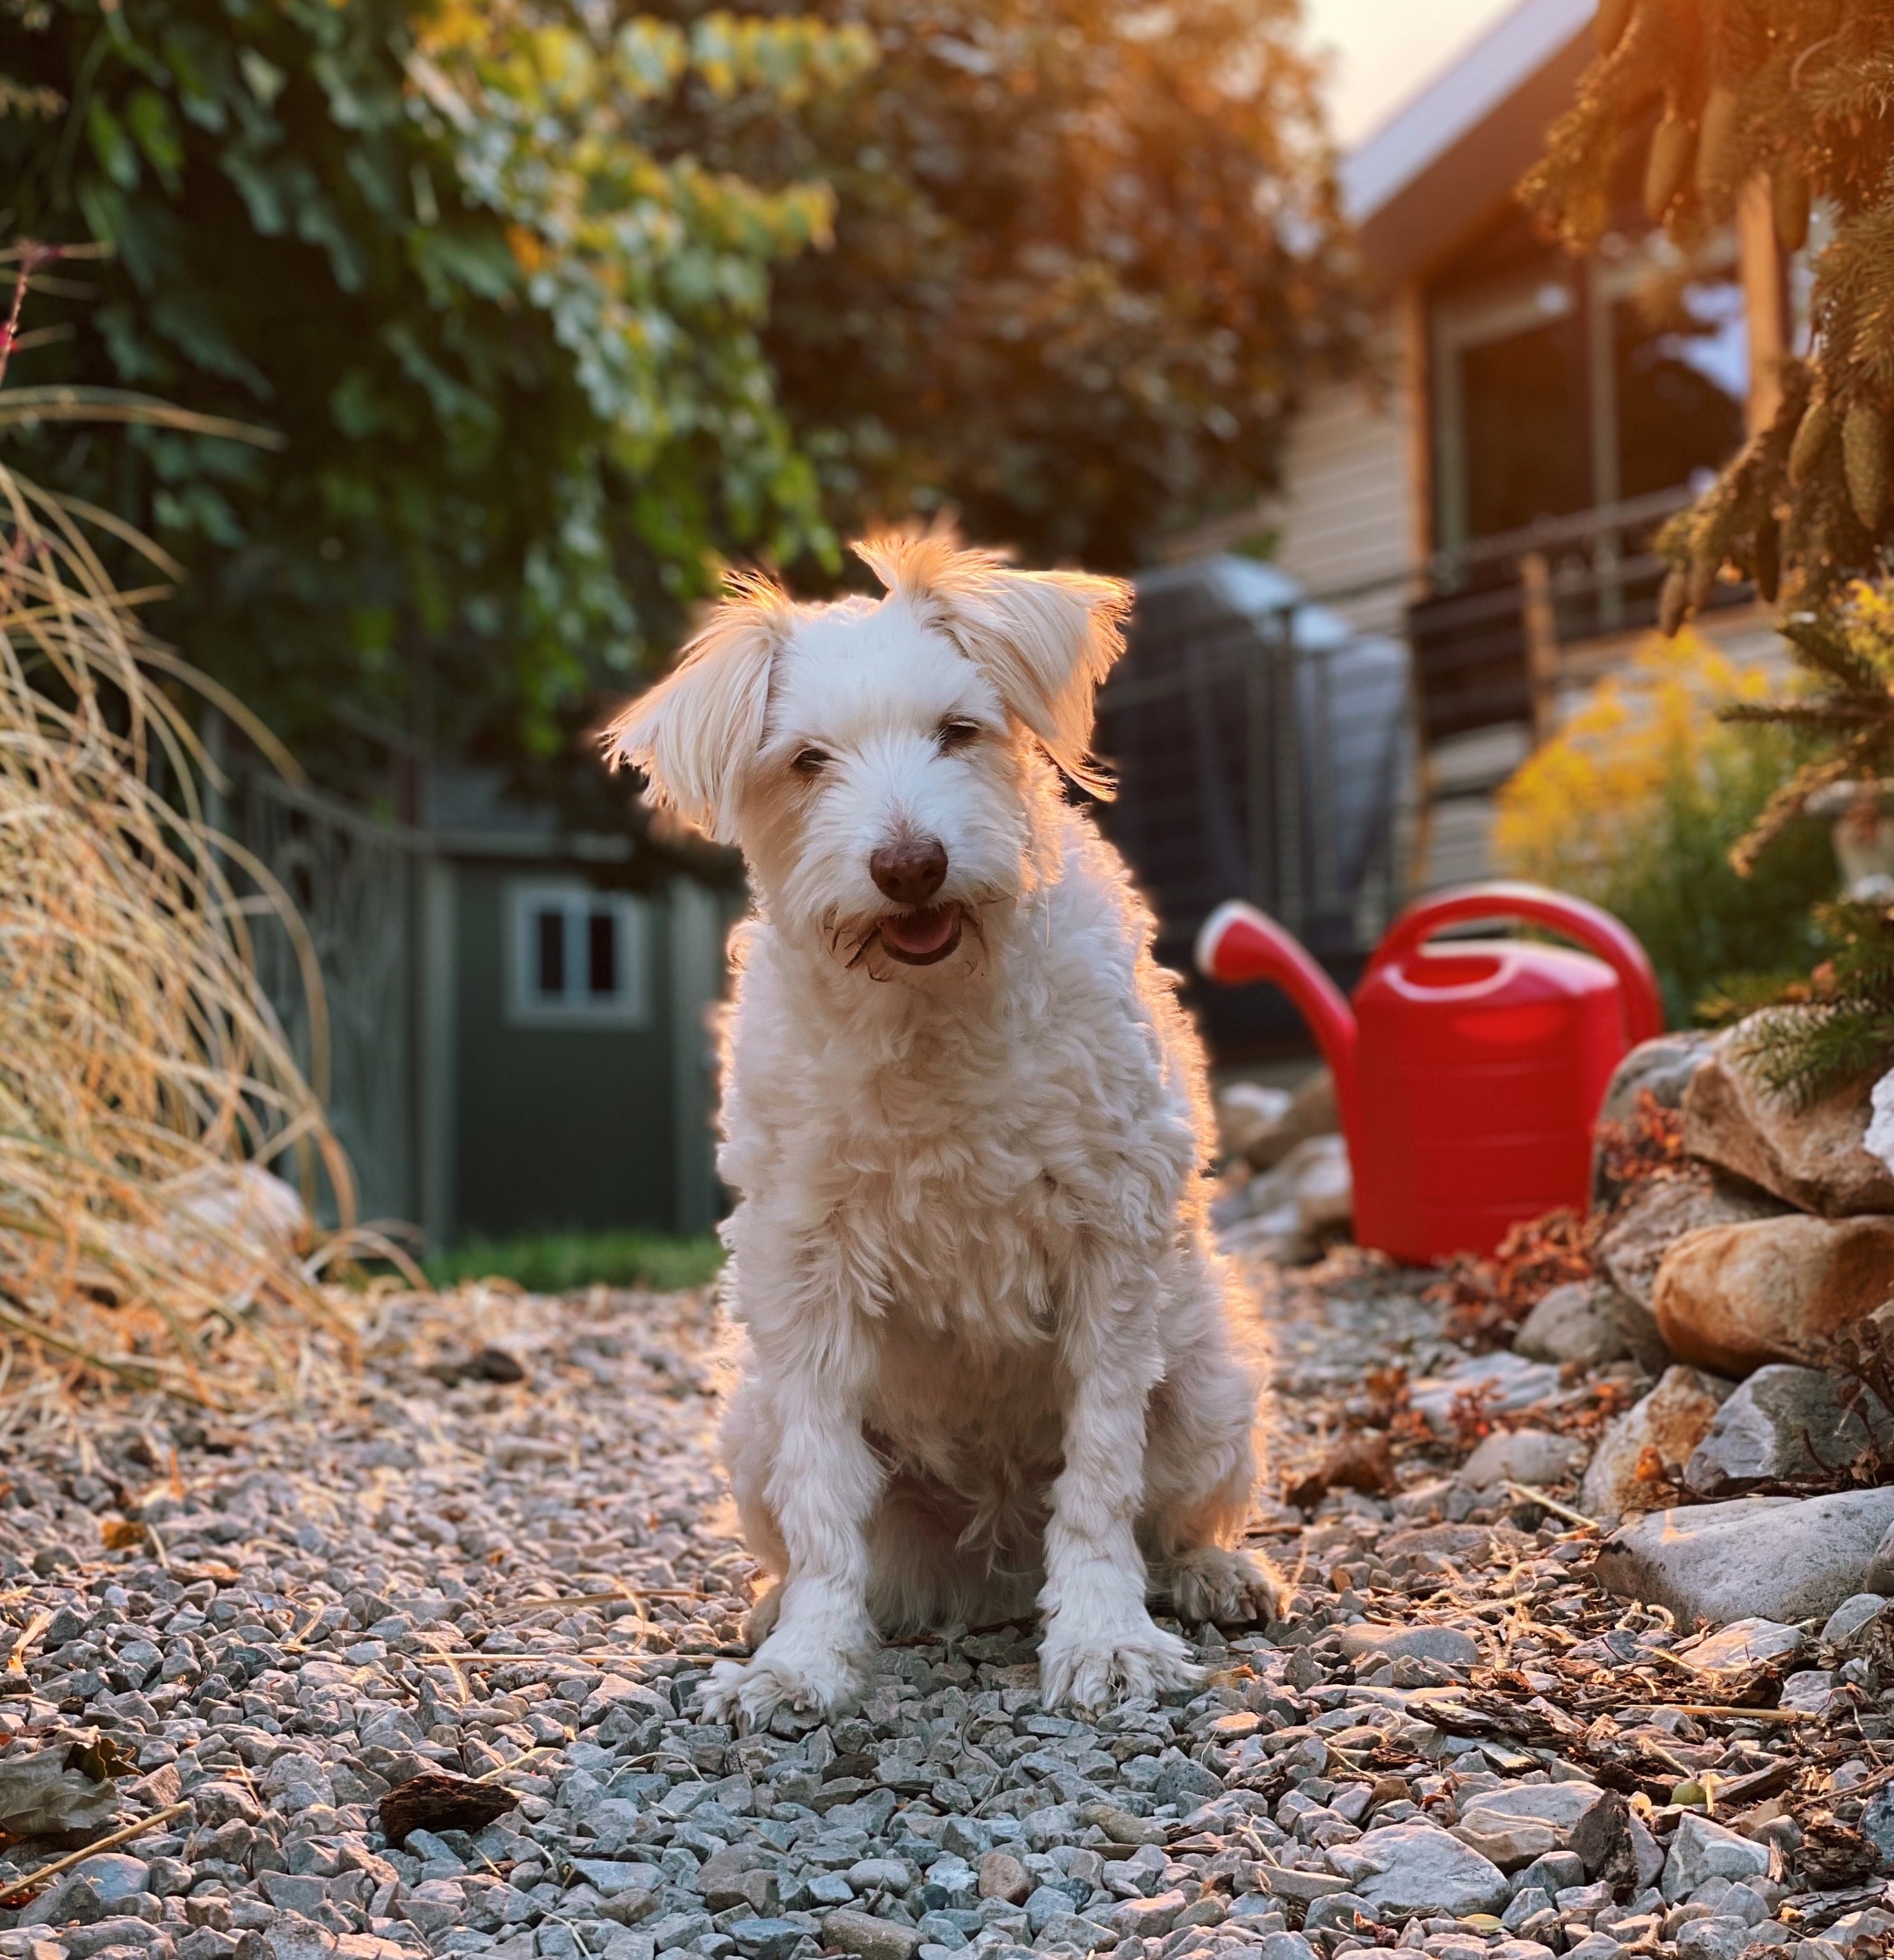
[425,1230,724,1295]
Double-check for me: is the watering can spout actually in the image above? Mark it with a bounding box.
[1194,901,1361,1141]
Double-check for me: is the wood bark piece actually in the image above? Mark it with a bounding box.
[378,1769,519,1847]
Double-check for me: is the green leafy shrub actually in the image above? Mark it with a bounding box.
[1493,631,1834,1029]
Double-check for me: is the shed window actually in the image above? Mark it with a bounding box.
[508,884,649,1026]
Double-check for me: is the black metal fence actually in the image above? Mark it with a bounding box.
[1106,489,1754,1057]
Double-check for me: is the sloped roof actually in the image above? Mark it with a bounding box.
[1340,0,1594,285]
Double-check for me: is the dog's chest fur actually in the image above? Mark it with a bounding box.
[719,816,1203,1384]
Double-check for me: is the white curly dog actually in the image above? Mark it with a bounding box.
[606,526,1276,1724]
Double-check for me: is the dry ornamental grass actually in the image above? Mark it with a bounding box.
[0,244,382,1411]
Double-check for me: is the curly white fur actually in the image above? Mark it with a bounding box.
[605,526,1276,1722]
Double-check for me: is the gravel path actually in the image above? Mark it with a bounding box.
[0,1270,1888,1960]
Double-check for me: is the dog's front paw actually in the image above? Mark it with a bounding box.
[1039,1611,1200,1713]
[696,1624,872,1729]
[1158,1546,1282,1626]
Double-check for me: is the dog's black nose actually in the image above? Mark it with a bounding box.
[870,836,948,905]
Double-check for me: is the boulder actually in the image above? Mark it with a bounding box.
[1290,1134,1353,1234]
[1683,1043,1894,1218]
[1593,1487,1894,1626]
[1513,1283,1629,1369]
[1779,1668,1844,1715]
[1660,1814,1770,1903]
[1682,1364,1894,1496]
[1326,1823,1510,1921]
[1107,1890,1189,1940]
[1451,1784,1610,1872]
[1597,1173,1786,1313]
[1608,1287,1672,1376]
[1653,1214,1894,1376]
[1600,1032,1719,1128]
[1579,1365,1735,1527]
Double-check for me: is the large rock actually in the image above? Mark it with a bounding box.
[1683,1363,1894,1495]
[1597,1173,1786,1313]
[1653,1213,1894,1376]
[1683,1041,1894,1218]
[1513,1283,1629,1369]
[1452,1784,1610,1872]
[1660,1814,1770,1903]
[1594,1487,1894,1626]
[1326,1823,1510,1921]
[1579,1365,1735,1526]
[1600,1032,1719,1128]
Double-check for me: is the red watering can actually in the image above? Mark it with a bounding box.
[1195,882,1664,1264]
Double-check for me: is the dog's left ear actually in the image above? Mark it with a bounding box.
[857,526,1133,798]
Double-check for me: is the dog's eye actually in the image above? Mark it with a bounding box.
[937,718,982,753]
[791,747,831,778]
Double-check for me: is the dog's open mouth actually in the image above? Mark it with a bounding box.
[877,903,963,965]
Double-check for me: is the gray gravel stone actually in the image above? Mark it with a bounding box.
[1661,1816,1771,1903]
[1328,1823,1511,1921]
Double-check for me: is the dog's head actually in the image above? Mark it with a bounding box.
[605,526,1131,981]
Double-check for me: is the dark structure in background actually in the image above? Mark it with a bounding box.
[1097,559,1410,1059]
[223,747,734,1242]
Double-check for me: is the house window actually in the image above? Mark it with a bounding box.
[508,884,649,1027]
[1431,233,1746,551]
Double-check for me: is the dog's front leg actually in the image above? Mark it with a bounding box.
[1037,1293,1199,1712]
[700,1331,882,1729]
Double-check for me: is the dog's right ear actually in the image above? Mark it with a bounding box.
[602,571,791,843]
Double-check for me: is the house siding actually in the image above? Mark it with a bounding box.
[1264,372,1413,632]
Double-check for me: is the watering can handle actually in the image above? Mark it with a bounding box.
[1366,881,1665,1046]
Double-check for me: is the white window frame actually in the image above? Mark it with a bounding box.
[506,882,650,1029]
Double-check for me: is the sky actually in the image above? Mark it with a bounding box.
[1303,0,1524,146]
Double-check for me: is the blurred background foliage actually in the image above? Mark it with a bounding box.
[0,0,1355,798]
[1493,631,1835,1030]
[1,0,870,791]
[674,0,1358,575]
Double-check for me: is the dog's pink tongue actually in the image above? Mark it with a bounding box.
[882,905,956,957]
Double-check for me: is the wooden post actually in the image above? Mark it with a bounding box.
[1395,282,1434,564]
[1520,550,1559,747]
[1737,175,1788,438]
